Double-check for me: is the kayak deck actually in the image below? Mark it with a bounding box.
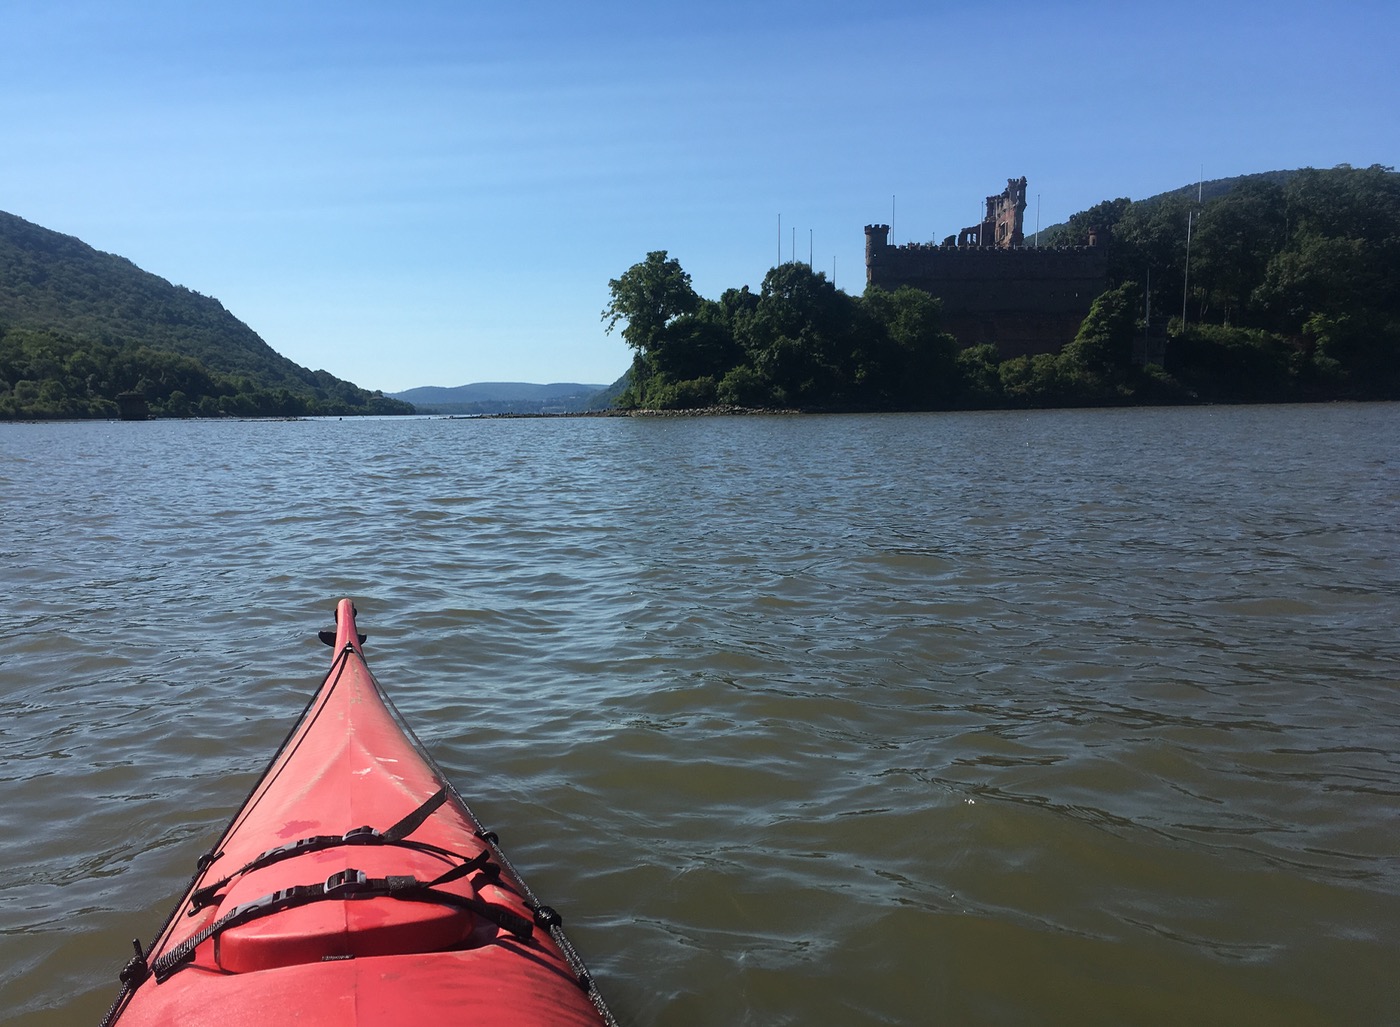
[103,600,614,1026]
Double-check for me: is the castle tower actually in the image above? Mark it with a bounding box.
[993,176,1027,248]
[959,177,1028,249]
[864,224,890,286]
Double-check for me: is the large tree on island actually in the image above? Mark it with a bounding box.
[602,250,700,352]
[602,250,702,407]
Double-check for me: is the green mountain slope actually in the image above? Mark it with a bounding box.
[1032,170,1299,248]
[0,211,413,418]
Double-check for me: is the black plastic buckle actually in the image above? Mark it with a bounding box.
[323,869,369,896]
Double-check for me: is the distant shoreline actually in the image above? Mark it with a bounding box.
[467,405,803,419]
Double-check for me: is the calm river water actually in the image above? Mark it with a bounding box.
[1,405,1397,1025]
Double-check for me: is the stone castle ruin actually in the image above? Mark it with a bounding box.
[865,177,1107,358]
[958,175,1028,248]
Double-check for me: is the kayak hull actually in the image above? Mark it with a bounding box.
[104,600,612,1027]
[113,950,607,1027]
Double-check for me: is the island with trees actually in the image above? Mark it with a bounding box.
[603,164,1399,411]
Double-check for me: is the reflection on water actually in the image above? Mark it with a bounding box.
[2,404,1398,1025]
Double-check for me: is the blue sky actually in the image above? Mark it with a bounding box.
[3,0,1397,392]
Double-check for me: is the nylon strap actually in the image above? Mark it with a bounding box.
[153,864,532,982]
[383,787,448,841]
[188,788,451,914]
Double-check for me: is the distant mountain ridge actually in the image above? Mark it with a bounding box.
[389,381,610,414]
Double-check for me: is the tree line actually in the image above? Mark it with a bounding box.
[603,164,1400,410]
[0,325,410,419]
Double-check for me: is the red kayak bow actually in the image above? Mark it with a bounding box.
[102,600,614,1026]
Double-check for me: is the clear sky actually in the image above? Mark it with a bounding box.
[3,0,1397,393]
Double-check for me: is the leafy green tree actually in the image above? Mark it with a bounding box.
[601,251,700,353]
[1287,164,1400,243]
[738,263,858,407]
[648,300,745,385]
[1167,323,1295,402]
[1254,235,1370,332]
[649,376,720,409]
[1068,197,1131,247]
[954,344,1003,408]
[1191,178,1287,324]
[857,286,960,408]
[603,251,708,408]
[998,353,1070,407]
[1060,282,1141,387]
[716,364,772,407]
[1108,193,1195,323]
[1304,311,1400,396]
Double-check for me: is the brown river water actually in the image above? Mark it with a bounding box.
[1,405,1397,1025]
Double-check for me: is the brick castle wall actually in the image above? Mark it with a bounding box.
[864,223,1109,358]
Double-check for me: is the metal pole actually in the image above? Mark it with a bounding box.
[1182,210,1193,325]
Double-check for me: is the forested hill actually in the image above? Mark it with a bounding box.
[1032,170,1300,248]
[0,211,413,418]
